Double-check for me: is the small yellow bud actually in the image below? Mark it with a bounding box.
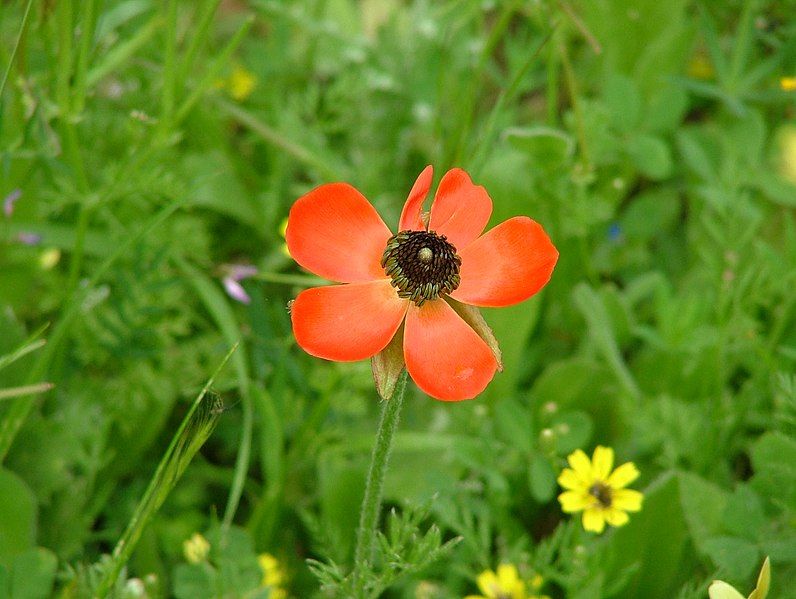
[39,249,61,270]
[183,533,210,564]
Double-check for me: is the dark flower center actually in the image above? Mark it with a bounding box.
[381,230,461,306]
[589,482,613,508]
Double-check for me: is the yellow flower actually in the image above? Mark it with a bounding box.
[465,564,549,599]
[781,77,796,92]
[227,65,257,101]
[557,446,643,534]
[688,52,714,80]
[182,533,210,564]
[709,556,770,599]
[257,553,287,597]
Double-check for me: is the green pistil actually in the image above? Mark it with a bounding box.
[381,230,461,306]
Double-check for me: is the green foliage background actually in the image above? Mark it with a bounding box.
[1,0,795,597]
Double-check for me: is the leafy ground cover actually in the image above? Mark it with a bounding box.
[1,0,795,597]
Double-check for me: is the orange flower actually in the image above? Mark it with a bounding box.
[286,166,558,401]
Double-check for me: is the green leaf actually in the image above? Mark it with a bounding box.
[173,564,215,599]
[604,74,642,132]
[722,485,766,540]
[0,468,36,562]
[620,188,681,240]
[625,134,672,180]
[750,432,796,510]
[645,85,688,133]
[493,397,531,453]
[530,358,612,412]
[677,471,729,551]
[182,152,261,227]
[676,129,717,181]
[602,472,694,599]
[703,536,759,581]
[503,126,574,170]
[8,548,57,599]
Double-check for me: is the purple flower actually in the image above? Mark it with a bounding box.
[223,277,251,304]
[3,189,22,217]
[222,264,258,304]
[17,232,42,245]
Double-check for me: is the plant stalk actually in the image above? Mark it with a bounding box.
[352,370,408,596]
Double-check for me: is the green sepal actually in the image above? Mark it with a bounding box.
[446,298,503,371]
[371,325,405,400]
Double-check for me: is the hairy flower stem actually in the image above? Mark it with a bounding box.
[352,370,408,596]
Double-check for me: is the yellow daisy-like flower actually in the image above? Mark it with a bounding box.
[228,65,257,101]
[557,446,643,534]
[182,533,210,564]
[465,564,549,599]
[257,553,287,598]
[781,77,796,92]
[709,557,770,599]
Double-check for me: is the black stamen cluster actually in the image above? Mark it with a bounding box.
[381,230,462,306]
[589,482,613,507]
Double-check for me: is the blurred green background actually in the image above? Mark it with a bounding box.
[1,0,796,597]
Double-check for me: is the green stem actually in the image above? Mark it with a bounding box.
[557,32,591,170]
[0,0,34,98]
[352,370,408,597]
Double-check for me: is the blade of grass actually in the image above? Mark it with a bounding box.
[176,258,253,531]
[0,0,34,99]
[0,325,48,372]
[160,0,179,130]
[450,0,523,165]
[470,26,556,176]
[55,0,75,115]
[172,15,254,126]
[180,0,223,82]
[573,283,641,403]
[86,15,163,88]
[94,343,236,596]
[72,0,102,114]
[0,383,54,401]
[215,98,345,180]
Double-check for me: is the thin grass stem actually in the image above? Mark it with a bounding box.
[94,344,236,596]
[0,0,34,98]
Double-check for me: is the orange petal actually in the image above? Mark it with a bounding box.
[398,165,433,231]
[286,183,392,282]
[450,217,558,307]
[403,300,498,401]
[291,280,408,361]
[428,168,492,251]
